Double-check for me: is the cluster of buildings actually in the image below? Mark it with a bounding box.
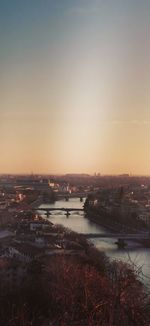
[0,187,85,293]
[88,183,150,228]
[0,174,150,292]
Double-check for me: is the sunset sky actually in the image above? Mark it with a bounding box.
[0,0,150,175]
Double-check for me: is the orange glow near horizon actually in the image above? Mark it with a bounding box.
[0,1,150,175]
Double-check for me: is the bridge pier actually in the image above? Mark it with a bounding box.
[65,210,70,217]
[45,211,51,217]
[115,238,127,249]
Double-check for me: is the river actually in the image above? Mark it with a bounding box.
[38,198,150,287]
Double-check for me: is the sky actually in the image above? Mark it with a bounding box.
[0,0,150,175]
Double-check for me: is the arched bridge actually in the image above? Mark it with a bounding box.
[33,207,84,216]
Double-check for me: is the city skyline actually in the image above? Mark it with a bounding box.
[1,0,150,175]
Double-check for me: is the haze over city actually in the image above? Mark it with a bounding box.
[0,0,150,175]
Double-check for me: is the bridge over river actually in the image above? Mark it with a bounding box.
[33,207,84,215]
[82,233,150,241]
[33,206,150,246]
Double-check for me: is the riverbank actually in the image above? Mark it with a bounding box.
[30,195,57,209]
[84,211,121,233]
[37,198,150,286]
[30,195,44,208]
[85,209,150,248]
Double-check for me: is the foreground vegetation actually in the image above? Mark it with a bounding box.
[0,242,149,326]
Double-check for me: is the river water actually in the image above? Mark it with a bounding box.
[39,198,150,287]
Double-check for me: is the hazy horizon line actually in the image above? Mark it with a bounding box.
[0,172,150,178]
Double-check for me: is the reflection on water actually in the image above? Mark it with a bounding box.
[46,214,107,234]
[39,198,107,234]
[39,198,150,285]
